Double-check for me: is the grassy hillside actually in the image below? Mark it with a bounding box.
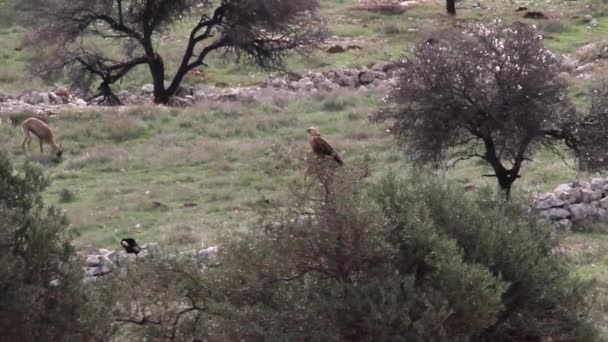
[2,0,608,334]
[2,0,608,92]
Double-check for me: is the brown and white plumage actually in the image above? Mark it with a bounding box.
[306,127,344,166]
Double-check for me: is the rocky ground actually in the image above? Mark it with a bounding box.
[0,61,399,116]
[2,36,606,117]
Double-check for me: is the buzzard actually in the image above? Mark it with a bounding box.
[306,127,344,166]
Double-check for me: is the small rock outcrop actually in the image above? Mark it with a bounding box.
[81,242,219,282]
[534,177,608,231]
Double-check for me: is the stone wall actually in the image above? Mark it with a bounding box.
[81,243,218,282]
[0,62,398,114]
[534,178,608,231]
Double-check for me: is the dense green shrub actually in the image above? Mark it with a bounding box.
[372,174,598,341]
[15,156,595,341]
[100,164,598,340]
[206,168,597,341]
[0,152,109,341]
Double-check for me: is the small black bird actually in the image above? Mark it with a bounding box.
[120,238,141,256]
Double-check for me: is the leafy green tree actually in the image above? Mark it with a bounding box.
[373,22,608,197]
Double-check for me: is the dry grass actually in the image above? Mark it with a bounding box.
[65,145,130,170]
[104,114,147,142]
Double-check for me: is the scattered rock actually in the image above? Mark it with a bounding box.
[85,255,101,267]
[540,208,570,220]
[141,84,154,94]
[359,70,384,85]
[198,246,219,262]
[537,195,565,209]
[560,55,577,73]
[286,71,303,82]
[2,61,402,113]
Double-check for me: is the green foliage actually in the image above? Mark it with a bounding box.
[31,162,598,340]
[207,168,597,340]
[59,187,76,203]
[0,152,106,341]
[372,174,599,341]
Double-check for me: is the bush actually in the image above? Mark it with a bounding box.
[0,152,110,340]
[64,164,598,340]
[372,174,598,341]
[210,169,597,340]
[58,188,76,203]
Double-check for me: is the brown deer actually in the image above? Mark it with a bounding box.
[21,118,63,158]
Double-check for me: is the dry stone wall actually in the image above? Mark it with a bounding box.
[534,178,608,231]
[0,62,398,115]
[81,243,218,282]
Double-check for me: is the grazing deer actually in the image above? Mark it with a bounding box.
[21,117,63,158]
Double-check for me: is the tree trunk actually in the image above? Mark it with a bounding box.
[149,57,171,104]
[495,169,518,200]
[446,0,456,16]
[482,139,519,199]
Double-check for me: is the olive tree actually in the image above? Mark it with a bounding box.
[373,22,608,197]
[23,0,325,104]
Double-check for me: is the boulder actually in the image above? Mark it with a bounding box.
[599,209,608,224]
[569,203,598,222]
[24,91,50,105]
[286,71,303,82]
[571,180,590,189]
[554,183,573,194]
[317,80,340,92]
[198,246,219,261]
[575,63,595,74]
[48,92,64,104]
[560,55,577,73]
[372,61,398,72]
[269,78,288,89]
[599,197,608,210]
[359,70,383,85]
[337,75,357,88]
[312,74,327,84]
[540,208,570,220]
[537,195,565,209]
[580,188,601,203]
[591,177,607,190]
[142,242,160,251]
[555,219,572,233]
[192,84,207,98]
[343,68,360,77]
[85,264,112,277]
[170,96,192,107]
[297,77,316,91]
[141,84,154,93]
[85,255,101,267]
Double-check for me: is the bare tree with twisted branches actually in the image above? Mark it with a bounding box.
[22,0,325,105]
